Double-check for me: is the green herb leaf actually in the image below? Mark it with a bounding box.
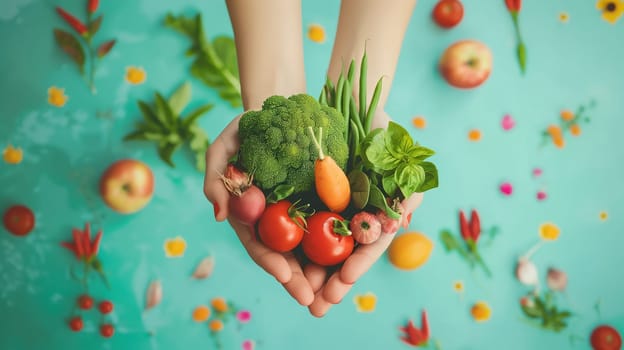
[54,29,85,72]
[168,82,192,115]
[408,145,435,162]
[266,185,295,203]
[137,100,165,129]
[439,230,460,251]
[88,15,103,37]
[417,161,439,192]
[348,169,370,209]
[181,104,214,130]
[188,125,210,171]
[368,184,401,219]
[521,303,544,319]
[154,92,177,129]
[157,141,182,168]
[165,13,241,108]
[96,39,115,58]
[385,121,413,158]
[395,163,425,198]
[361,128,399,172]
[382,172,398,198]
[123,130,163,141]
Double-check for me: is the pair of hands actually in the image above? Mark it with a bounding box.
[203,112,423,317]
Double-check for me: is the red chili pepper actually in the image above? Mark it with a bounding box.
[72,228,85,257]
[505,0,521,13]
[88,0,99,14]
[82,222,92,257]
[61,242,80,259]
[470,209,481,242]
[91,230,103,257]
[56,7,88,35]
[459,210,471,241]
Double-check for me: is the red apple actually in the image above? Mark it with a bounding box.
[439,40,493,89]
[100,159,154,214]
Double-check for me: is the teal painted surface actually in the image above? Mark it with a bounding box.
[1,0,623,349]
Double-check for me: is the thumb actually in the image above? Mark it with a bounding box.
[400,192,424,229]
[204,179,230,222]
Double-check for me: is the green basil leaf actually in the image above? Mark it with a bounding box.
[154,92,177,129]
[188,125,210,171]
[416,161,439,192]
[367,184,401,219]
[385,121,413,157]
[521,304,543,319]
[266,185,295,203]
[168,82,192,115]
[382,172,398,198]
[54,29,85,72]
[348,169,370,209]
[360,128,399,172]
[408,145,435,162]
[88,15,103,37]
[135,121,162,133]
[395,163,425,198]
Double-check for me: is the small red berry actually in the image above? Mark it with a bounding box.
[77,294,94,310]
[69,316,83,332]
[98,300,114,314]
[100,324,115,338]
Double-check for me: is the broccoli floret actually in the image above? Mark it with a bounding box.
[238,94,348,194]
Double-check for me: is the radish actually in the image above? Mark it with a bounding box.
[377,209,400,235]
[349,211,382,244]
[220,164,266,225]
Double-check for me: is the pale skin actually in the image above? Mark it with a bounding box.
[204,0,421,317]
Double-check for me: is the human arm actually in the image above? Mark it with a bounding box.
[307,0,421,317]
[203,0,313,306]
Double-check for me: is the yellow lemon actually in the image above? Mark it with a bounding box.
[387,232,433,270]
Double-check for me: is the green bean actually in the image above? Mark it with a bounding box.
[319,88,327,105]
[342,80,351,142]
[335,75,345,114]
[359,51,368,126]
[347,60,356,86]
[350,99,366,140]
[349,119,360,169]
[364,78,383,134]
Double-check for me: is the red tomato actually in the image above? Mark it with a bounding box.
[77,294,94,310]
[99,300,114,314]
[68,316,83,332]
[100,324,115,338]
[257,201,305,253]
[3,205,35,236]
[302,212,354,266]
[432,0,464,29]
[591,325,622,350]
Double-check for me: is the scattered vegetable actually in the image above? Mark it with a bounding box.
[123,82,214,171]
[145,279,162,310]
[257,200,308,253]
[77,294,94,310]
[69,316,84,332]
[3,205,35,236]
[349,211,382,244]
[98,300,114,314]
[221,164,266,226]
[301,211,354,266]
[388,232,433,270]
[100,324,115,338]
[192,256,216,280]
[164,13,241,107]
[309,127,351,212]
[432,0,464,28]
[377,209,400,235]
[591,325,622,350]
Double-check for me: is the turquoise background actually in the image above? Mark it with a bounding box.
[1,0,623,349]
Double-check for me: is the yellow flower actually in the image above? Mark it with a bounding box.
[539,222,560,241]
[597,0,624,24]
[48,86,68,107]
[3,145,23,164]
[209,319,224,332]
[353,292,377,313]
[470,301,492,322]
[211,297,228,313]
[412,116,427,129]
[307,24,326,43]
[453,280,464,293]
[126,66,147,85]
[559,12,569,23]
[468,129,482,142]
[164,236,187,257]
[192,305,211,322]
[599,211,608,221]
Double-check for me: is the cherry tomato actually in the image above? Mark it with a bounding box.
[77,294,93,310]
[69,316,83,332]
[591,325,622,350]
[99,300,114,314]
[100,324,115,338]
[302,212,354,266]
[257,200,305,253]
[3,205,35,236]
[432,0,464,29]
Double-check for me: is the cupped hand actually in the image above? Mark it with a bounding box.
[203,115,315,306]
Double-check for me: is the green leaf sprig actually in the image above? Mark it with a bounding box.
[124,82,214,171]
[164,13,241,108]
[520,291,572,332]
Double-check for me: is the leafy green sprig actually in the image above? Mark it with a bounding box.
[123,82,213,171]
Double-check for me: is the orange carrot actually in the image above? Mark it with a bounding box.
[308,126,351,213]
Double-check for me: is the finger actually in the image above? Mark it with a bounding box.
[203,138,234,222]
[303,264,327,293]
[339,232,395,284]
[322,272,353,304]
[281,255,315,306]
[230,220,292,283]
[400,192,423,229]
[308,288,334,318]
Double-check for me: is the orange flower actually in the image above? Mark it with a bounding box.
[211,297,228,313]
[307,24,326,43]
[560,109,575,121]
[209,319,224,332]
[547,125,565,148]
[412,116,427,129]
[471,301,492,322]
[3,145,23,164]
[569,124,581,136]
[192,305,211,322]
[468,129,482,142]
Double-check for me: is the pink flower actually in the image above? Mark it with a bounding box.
[236,310,252,323]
